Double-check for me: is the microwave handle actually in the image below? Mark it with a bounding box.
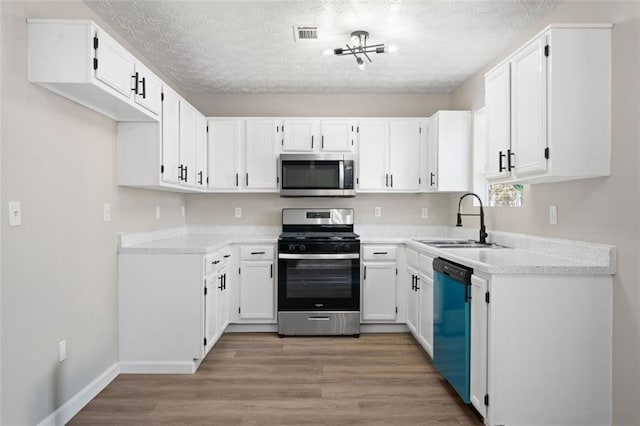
[339,160,345,190]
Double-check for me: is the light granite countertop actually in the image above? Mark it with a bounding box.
[118,225,616,275]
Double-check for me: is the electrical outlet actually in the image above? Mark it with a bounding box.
[103,203,111,222]
[421,207,429,219]
[181,206,186,217]
[8,201,21,226]
[59,340,67,362]
[235,207,242,218]
[155,206,161,220]
[549,205,558,225]
[374,207,381,217]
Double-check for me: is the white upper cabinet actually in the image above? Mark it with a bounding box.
[281,119,354,152]
[282,119,319,152]
[484,63,511,180]
[207,119,242,190]
[94,28,135,99]
[358,119,422,193]
[179,101,197,188]
[485,24,612,184]
[425,111,471,192]
[245,120,281,191]
[195,113,208,189]
[320,120,355,152]
[132,61,162,116]
[357,120,389,191]
[27,19,157,121]
[388,120,421,192]
[161,87,181,185]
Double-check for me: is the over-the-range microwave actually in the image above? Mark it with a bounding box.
[279,153,355,197]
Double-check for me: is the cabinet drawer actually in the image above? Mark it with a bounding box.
[205,251,221,275]
[406,248,419,267]
[220,246,232,265]
[362,246,397,261]
[241,245,274,260]
[419,253,434,277]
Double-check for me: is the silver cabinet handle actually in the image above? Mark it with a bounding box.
[307,316,330,321]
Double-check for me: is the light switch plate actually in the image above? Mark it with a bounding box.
[549,205,558,225]
[235,207,242,218]
[59,340,67,362]
[8,201,21,226]
[155,206,161,220]
[181,206,186,217]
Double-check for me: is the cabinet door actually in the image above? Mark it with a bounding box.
[204,273,219,355]
[388,120,421,191]
[419,273,434,357]
[195,113,208,189]
[245,120,280,190]
[406,267,419,335]
[485,62,511,180]
[470,275,488,418]
[357,120,389,191]
[218,266,230,334]
[321,120,354,152]
[161,87,180,185]
[239,261,274,319]
[511,37,547,177]
[94,29,135,99]
[179,101,197,187]
[208,119,241,190]
[362,262,397,321]
[133,61,162,116]
[282,120,318,151]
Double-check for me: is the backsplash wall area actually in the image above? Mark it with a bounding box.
[186,193,456,226]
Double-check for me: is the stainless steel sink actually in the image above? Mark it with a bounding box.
[415,239,507,249]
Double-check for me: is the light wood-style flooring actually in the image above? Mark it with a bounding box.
[70,333,482,425]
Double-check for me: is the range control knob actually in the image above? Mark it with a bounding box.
[288,244,296,251]
[298,244,306,252]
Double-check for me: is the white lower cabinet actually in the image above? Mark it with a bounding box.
[362,262,397,321]
[204,272,219,355]
[361,245,402,322]
[406,250,434,358]
[472,273,612,426]
[237,245,276,321]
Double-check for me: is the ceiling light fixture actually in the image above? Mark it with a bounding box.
[333,30,387,70]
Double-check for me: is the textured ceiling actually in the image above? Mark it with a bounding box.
[84,0,560,94]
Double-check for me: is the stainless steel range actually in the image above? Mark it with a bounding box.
[277,208,360,337]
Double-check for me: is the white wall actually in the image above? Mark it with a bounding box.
[1,1,187,424]
[450,2,640,425]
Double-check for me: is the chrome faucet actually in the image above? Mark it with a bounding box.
[456,192,488,245]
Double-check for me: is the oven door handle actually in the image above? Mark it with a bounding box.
[278,253,360,260]
[307,316,331,321]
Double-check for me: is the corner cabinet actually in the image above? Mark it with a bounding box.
[485,24,612,184]
[117,86,208,191]
[28,19,158,122]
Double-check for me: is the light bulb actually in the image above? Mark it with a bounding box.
[350,34,361,47]
[356,57,367,71]
[387,44,399,53]
[323,48,334,56]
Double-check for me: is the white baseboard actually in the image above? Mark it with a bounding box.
[37,363,119,426]
[119,360,197,374]
[226,323,278,333]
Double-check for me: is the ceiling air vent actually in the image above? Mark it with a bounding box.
[293,25,318,42]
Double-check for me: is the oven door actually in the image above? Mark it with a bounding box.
[278,253,360,311]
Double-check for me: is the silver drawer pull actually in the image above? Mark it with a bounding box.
[251,251,266,255]
[373,252,388,255]
[307,316,331,321]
